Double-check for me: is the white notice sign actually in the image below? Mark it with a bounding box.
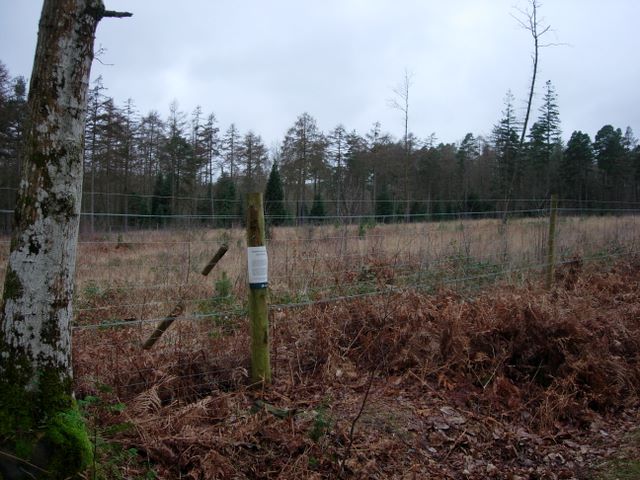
[247,246,268,287]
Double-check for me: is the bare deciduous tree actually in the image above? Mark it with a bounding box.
[389,69,414,219]
[503,0,554,217]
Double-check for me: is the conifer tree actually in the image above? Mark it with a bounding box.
[375,185,393,223]
[492,91,520,197]
[151,173,172,227]
[560,131,593,203]
[594,125,627,200]
[264,162,287,225]
[309,191,326,223]
[280,113,326,221]
[239,130,269,193]
[221,123,241,179]
[526,80,562,197]
[214,172,237,228]
[456,133,479,209]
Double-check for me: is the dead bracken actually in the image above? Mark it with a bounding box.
[74,256,640,479]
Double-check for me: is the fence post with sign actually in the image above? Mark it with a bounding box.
[246,192,271,385]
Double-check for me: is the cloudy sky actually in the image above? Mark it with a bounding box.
[1,0,639,148]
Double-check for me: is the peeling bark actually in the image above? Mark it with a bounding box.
[0,0,130,477]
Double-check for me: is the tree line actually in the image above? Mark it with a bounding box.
[1,60,639,232]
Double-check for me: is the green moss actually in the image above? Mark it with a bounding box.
[0,359,90,478]
[44,408,93,475]
[0,404,92,479]
[0,349,34,440]
[13,437,34,460]
[598,459,640,479]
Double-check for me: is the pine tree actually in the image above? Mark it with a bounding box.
[280,113,326,222]
[526,80,562,197]
[199,113,220,219]
[328,124,348,216]
[214,173,237,228]
[560,131,593,203]
[221,123,241,179]
[492,91,520,197]
[264,162,287,225]
[239,130,269,193]
[309,191,326,223]
[0,68,27,213]
[375,185,393,223]
[456,133,479,209]
[151,173,172,227]
[594,125,627,200]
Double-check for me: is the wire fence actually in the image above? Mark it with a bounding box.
[2,199,640,402]
[5,186,640,234]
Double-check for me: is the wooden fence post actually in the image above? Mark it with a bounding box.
[246,192,271,385]
[545,194,558,289]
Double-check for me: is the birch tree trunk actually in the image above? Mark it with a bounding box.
[0,1,130,477]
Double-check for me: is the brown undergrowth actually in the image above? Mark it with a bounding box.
[74,257,640,479]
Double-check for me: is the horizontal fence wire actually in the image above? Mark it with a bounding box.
[33,202,635,404]
[3,209,639,325]
[71,247,637,330]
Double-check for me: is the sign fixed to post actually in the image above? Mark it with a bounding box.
[248,246,268,289]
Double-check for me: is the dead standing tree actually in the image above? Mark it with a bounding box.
[502,0,553,220]
[389,69,413,221]
[0,1,130,478]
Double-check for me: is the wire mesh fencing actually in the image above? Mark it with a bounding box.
[2,199,640,403]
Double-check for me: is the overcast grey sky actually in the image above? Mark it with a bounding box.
[1,1,639,148]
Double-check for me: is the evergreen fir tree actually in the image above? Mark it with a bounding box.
[151,173,171,227]
[492,91,520,197]
[526,80,562,197]
[375,185,393,223]
[456,133,479,209]
[594,125,627,200]
[409,201,427,222]
[560,131,593,203]
[214,173,237,228]
[309,191,326,223]
[264,162,287,225]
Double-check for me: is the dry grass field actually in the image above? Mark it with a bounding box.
[4,213,638,329]
[2,214,640,478]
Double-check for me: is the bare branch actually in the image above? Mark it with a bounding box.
[85,5,133,20]
[540,41,570,48]
[102,10,133,18]
[94,45,114,66]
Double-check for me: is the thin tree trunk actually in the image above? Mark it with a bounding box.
[503,0,549,221]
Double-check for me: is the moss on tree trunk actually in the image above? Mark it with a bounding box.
[0,1,129,477]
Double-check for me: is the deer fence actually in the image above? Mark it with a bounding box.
[1,196,640,403]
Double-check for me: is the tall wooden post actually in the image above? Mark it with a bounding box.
[545,194,558,289]
[246,192,271,385]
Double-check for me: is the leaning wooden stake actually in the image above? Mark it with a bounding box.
[143,244,228,350]
[545,194,558,289]
[142,302,185,350]
[202,243,229,276]
[246,192,271,385]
